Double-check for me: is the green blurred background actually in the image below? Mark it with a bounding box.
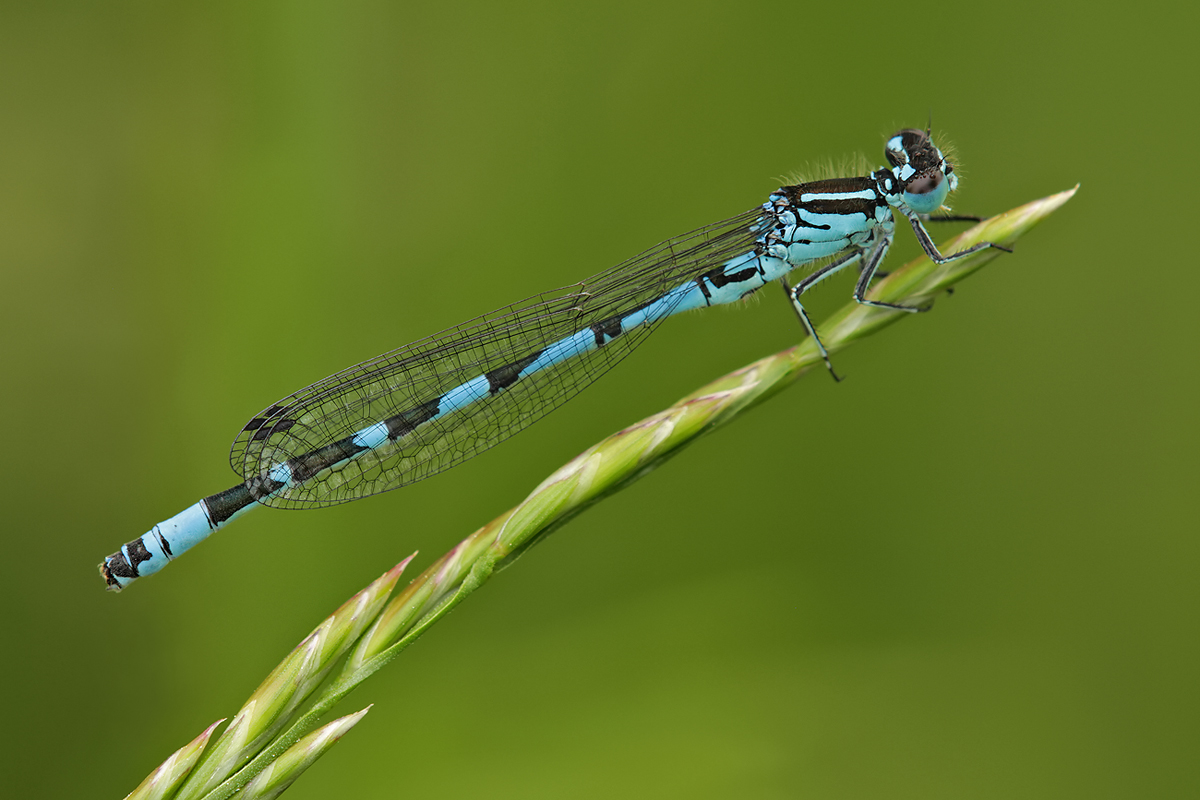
[1,1,1195,797]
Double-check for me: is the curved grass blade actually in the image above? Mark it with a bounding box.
[233,707,370,800]
[123,719,224,800]
[168,559,411,800]
[127,188,1075,800]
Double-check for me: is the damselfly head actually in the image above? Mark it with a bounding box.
[885,128,958,215]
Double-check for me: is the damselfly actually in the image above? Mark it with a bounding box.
[100,127,1004,590]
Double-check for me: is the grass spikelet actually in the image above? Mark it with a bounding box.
[120,187,1076,800]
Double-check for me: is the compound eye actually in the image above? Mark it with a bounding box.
[905,171,944,196]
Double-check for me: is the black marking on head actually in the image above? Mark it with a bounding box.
[287,436,371,483]
[886,128,932,168]
[901,128,930,148]
[386,399,441,440]
[250,418,296,442]
[206,483,261,523]
[886,128,950,194]
[486,350,545,395]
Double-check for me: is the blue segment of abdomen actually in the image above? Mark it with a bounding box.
[454,250,771,415]
[517,328,598,378]
[434,375,491,415]
[628,279,710,322]
[105,501,220,588]
[352,421,390,451]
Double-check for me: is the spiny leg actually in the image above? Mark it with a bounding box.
[780,249,863,382]
[852,233,928,313]
[918,214,994,295]
[905,210,1013,263]
[928,213,985,223]
[927,214,985,274]
[862,213,976,282]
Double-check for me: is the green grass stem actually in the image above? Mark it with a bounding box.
[126,187,1076,800]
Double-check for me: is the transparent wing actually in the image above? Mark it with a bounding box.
[230,207,768,508]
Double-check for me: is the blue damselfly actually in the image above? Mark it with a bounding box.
[100,128,1004,590]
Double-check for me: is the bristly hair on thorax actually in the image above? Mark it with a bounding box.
[778,152,872,188]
